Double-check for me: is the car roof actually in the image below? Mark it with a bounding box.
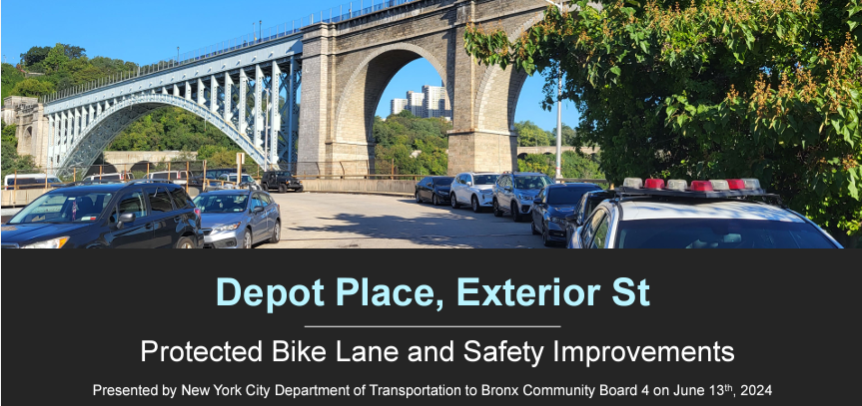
[198,189,253,196]
[547,183,603,189]
[512,172,547,177]
[617,199,804,222]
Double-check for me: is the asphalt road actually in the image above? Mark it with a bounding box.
[264,192,549,249]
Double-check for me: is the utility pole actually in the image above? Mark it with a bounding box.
[253,22,257,41]
[177,47,180,65]
[545,0,564,180]
[259,20,263,41]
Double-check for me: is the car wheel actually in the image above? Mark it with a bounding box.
[512,203,521,222]
[270,220,281,243]
[175,236,196,249]
[531,220,540,235]
[451,193,459,209]
[241,229,253,249]
[493,199,503,217]
[295,186,303,193]
[415,192,422,203]
[261,182,268,191]
[472,196,480,213]
[278,184,287,193]
[542,229,553,247]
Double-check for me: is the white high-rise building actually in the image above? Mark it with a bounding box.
[407,91,426,117]
[422,85,451,121]
[391,98,409,116]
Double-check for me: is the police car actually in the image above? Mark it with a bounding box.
[569,178,842,249]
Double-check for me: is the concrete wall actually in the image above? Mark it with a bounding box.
[301,179,415,196]
[1,189,49,208]
[101,151,198,166]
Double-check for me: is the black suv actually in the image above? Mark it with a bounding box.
[260,171,303,193]
[1,181,202,249]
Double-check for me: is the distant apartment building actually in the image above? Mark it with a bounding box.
[388,84,452,121]
[390,98,409,116]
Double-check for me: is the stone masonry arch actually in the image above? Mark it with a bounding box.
[297,0,552,175]
[333,42,450,157]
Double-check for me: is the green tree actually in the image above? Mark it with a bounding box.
[553,124,578,146]
[373,112,451,175]
[43,43,69,73]
[465,0,862,246]
[2,120,37,180]
[10,78,56,98]
[1,63,25,103]
[19,46,52,69]
[515,120,554,147]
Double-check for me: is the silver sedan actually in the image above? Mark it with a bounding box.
[193,189,281,249]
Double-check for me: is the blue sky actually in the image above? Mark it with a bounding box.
[1,0,578,131]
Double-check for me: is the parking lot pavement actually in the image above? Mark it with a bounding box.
[263,193,549,249]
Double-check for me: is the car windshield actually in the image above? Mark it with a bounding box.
[548,187,601,205]
[514,176,553,190]
[8,191,113,224]
[194,194,249,213]
[434,178,453,186]
[473,175,498,185]
[616,219,837,248]
[225,175,254,183]
[273,171,292,177]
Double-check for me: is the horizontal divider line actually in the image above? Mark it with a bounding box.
[305,325,561,329]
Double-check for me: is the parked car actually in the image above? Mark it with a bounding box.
[449,172,500,212]
[193,189,281,249]
[260,171,303,193]
[565,189,613,249]
[147,171,190,185]
[530,183,604,247]
[1,181,201,249]
[3,174,62,190]
[570,178,842,249]
[492,172,554,222]
[83,172,133,182]
[414,176,454,205]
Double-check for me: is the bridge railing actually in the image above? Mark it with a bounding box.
[44,0,422,106]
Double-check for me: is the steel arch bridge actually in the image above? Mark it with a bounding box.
[44,35,302,176]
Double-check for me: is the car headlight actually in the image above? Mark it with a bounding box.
[22,236,69,249]
[519,194,534,201]
[550,217,567,227]
[214,222,241,232]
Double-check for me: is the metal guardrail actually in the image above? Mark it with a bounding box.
[43,0,421,105]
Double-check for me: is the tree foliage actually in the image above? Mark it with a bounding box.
[108,107,243,156]
[373,110,451,175]
[1,63,25,103]
[1,120,38,180]
[465,0,862,243]
[515,120,555,146]
[10,78,56,98]
[519,150,605,179]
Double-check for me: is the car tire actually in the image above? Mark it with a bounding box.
[261,182,268,191]
[433,194,440,206]
[241,229,253,249]
[542,228,553,247]
[415,192,422,203]
[531,220,540,235]
[472,196,481,213]
[295,186,303,193]
[512,203,521,222]
[493,199,503,217]
[270,220,281,244]
[278,184,287,193]
[451,194,459,209]
[175,236,196,249]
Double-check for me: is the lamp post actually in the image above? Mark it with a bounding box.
[177,47,180,66]
[545,0,564,180]
[259,20,263,42]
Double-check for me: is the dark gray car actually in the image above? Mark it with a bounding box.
[193,189,281,249]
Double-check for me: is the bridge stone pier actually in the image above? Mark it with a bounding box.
[298,0,551,175]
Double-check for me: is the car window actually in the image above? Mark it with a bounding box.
[536,188,546,202]
[116,190,147,220]
[148,187,174,213]
[590,216,611,249]
[169,188,194,209]
[260,194,273,206]
[251,195,264,209]
[582,210,607,247]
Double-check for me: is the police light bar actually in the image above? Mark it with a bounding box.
[614,177,767,199]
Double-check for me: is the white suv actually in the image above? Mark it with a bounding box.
[570,178,842,249]
[449,173,500,212]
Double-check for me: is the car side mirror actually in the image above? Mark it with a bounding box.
[466,181,473,187]
[533,198,542,205]
[253,206,264,214]
[117,212,135,229]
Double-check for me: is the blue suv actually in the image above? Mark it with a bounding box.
[492,172,554,222]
